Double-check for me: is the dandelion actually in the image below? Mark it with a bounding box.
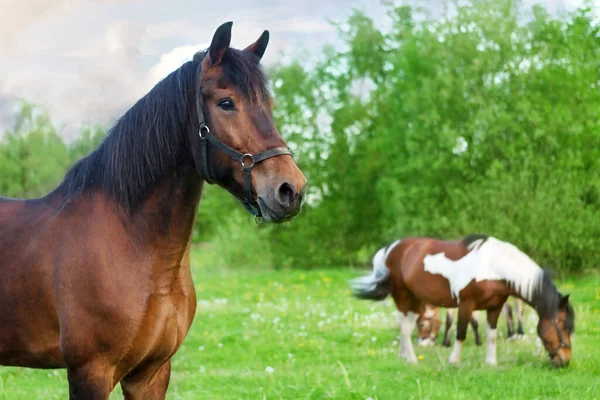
[418,355,424,360]
[266,366,274,374]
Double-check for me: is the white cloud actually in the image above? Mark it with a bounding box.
[1,0,588,140]
[148,43,207,84]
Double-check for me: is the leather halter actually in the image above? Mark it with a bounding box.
[193,60,293,220]
[540,319,570,358]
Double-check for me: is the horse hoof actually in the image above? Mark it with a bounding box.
[442,341,451,348]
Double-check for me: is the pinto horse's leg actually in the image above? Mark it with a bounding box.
[449,302,474,365]
[516,298,525,337]
[67,363,113,400]
[470,310,482,346]
[121,360,171,400]
[396,310,419,363]
[485,305,504,366]
[392,289,421,364]
[504,302,515,339]
[442,308,454,347]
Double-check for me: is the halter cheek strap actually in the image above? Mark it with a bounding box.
[193,61,293,219]
[540,319,570,358]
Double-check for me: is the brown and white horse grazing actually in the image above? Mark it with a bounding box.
[351,234,574,367]
[0,22,306,399]
[418,297,525,347]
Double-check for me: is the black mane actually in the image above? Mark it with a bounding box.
[54,48,269,213]
[462,233,489,248]
[531,270,575,333]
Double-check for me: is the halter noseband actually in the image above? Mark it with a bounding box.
[193,61,293,220]
[540,319,570,358]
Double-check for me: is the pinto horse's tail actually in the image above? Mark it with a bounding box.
[350,245,393,301]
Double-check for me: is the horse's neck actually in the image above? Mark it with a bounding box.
[132,164,204,248]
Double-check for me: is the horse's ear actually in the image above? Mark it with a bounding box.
[208,21,233,66]
[244,30,269,60]
[559,294,570,309]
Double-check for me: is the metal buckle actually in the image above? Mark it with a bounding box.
[241,153,255,168]
[199,125,210,137]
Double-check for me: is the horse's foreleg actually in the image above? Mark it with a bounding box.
[121,360,171,400]
[504,302,515,339]
[516,298,525,337]
[67,363,113,400]
[449,302,474,365]
[470,310,482,346]
[442,308,454,347]
[485,305,504,366]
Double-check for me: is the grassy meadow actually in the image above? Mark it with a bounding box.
[0,249,598,399]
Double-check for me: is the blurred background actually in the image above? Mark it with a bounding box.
[1,0,598,274]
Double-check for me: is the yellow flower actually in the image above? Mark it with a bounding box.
[418,355,424,360]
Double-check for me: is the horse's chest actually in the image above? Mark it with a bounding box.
[130,279,196,364]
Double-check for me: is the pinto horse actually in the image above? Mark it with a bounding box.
[0,22,307,399]
[351,234,574,367]
[418,298,525,347]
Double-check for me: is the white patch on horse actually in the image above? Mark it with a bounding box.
[449,340,463,364]
[423,237,544,302]
[486,324,498,365]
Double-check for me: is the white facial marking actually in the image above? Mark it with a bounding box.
[423,237,544,302]
[424,308,436,318]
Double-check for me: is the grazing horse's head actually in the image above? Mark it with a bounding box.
[537,293,574,367]
[417,305,441,347]
[192,22,307,222]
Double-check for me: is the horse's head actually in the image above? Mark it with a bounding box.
[417,305,440,347]
[192,22,307,222]
[537,293,574,367]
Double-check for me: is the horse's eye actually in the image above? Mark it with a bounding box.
[218,99,235,111]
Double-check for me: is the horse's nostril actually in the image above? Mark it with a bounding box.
[277,182,296,206]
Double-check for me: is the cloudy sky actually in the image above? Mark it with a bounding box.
[0,0,592,140]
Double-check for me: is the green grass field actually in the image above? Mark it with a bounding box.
[0,250,598,399]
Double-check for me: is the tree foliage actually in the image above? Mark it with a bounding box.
[1,0,598,273]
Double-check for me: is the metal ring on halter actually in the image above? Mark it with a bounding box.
[200,125,210,136]
[241,153,255,168]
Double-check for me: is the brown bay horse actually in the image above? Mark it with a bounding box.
[351,234,574,367]
[418,298,525,347]
[0,22,307,399]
